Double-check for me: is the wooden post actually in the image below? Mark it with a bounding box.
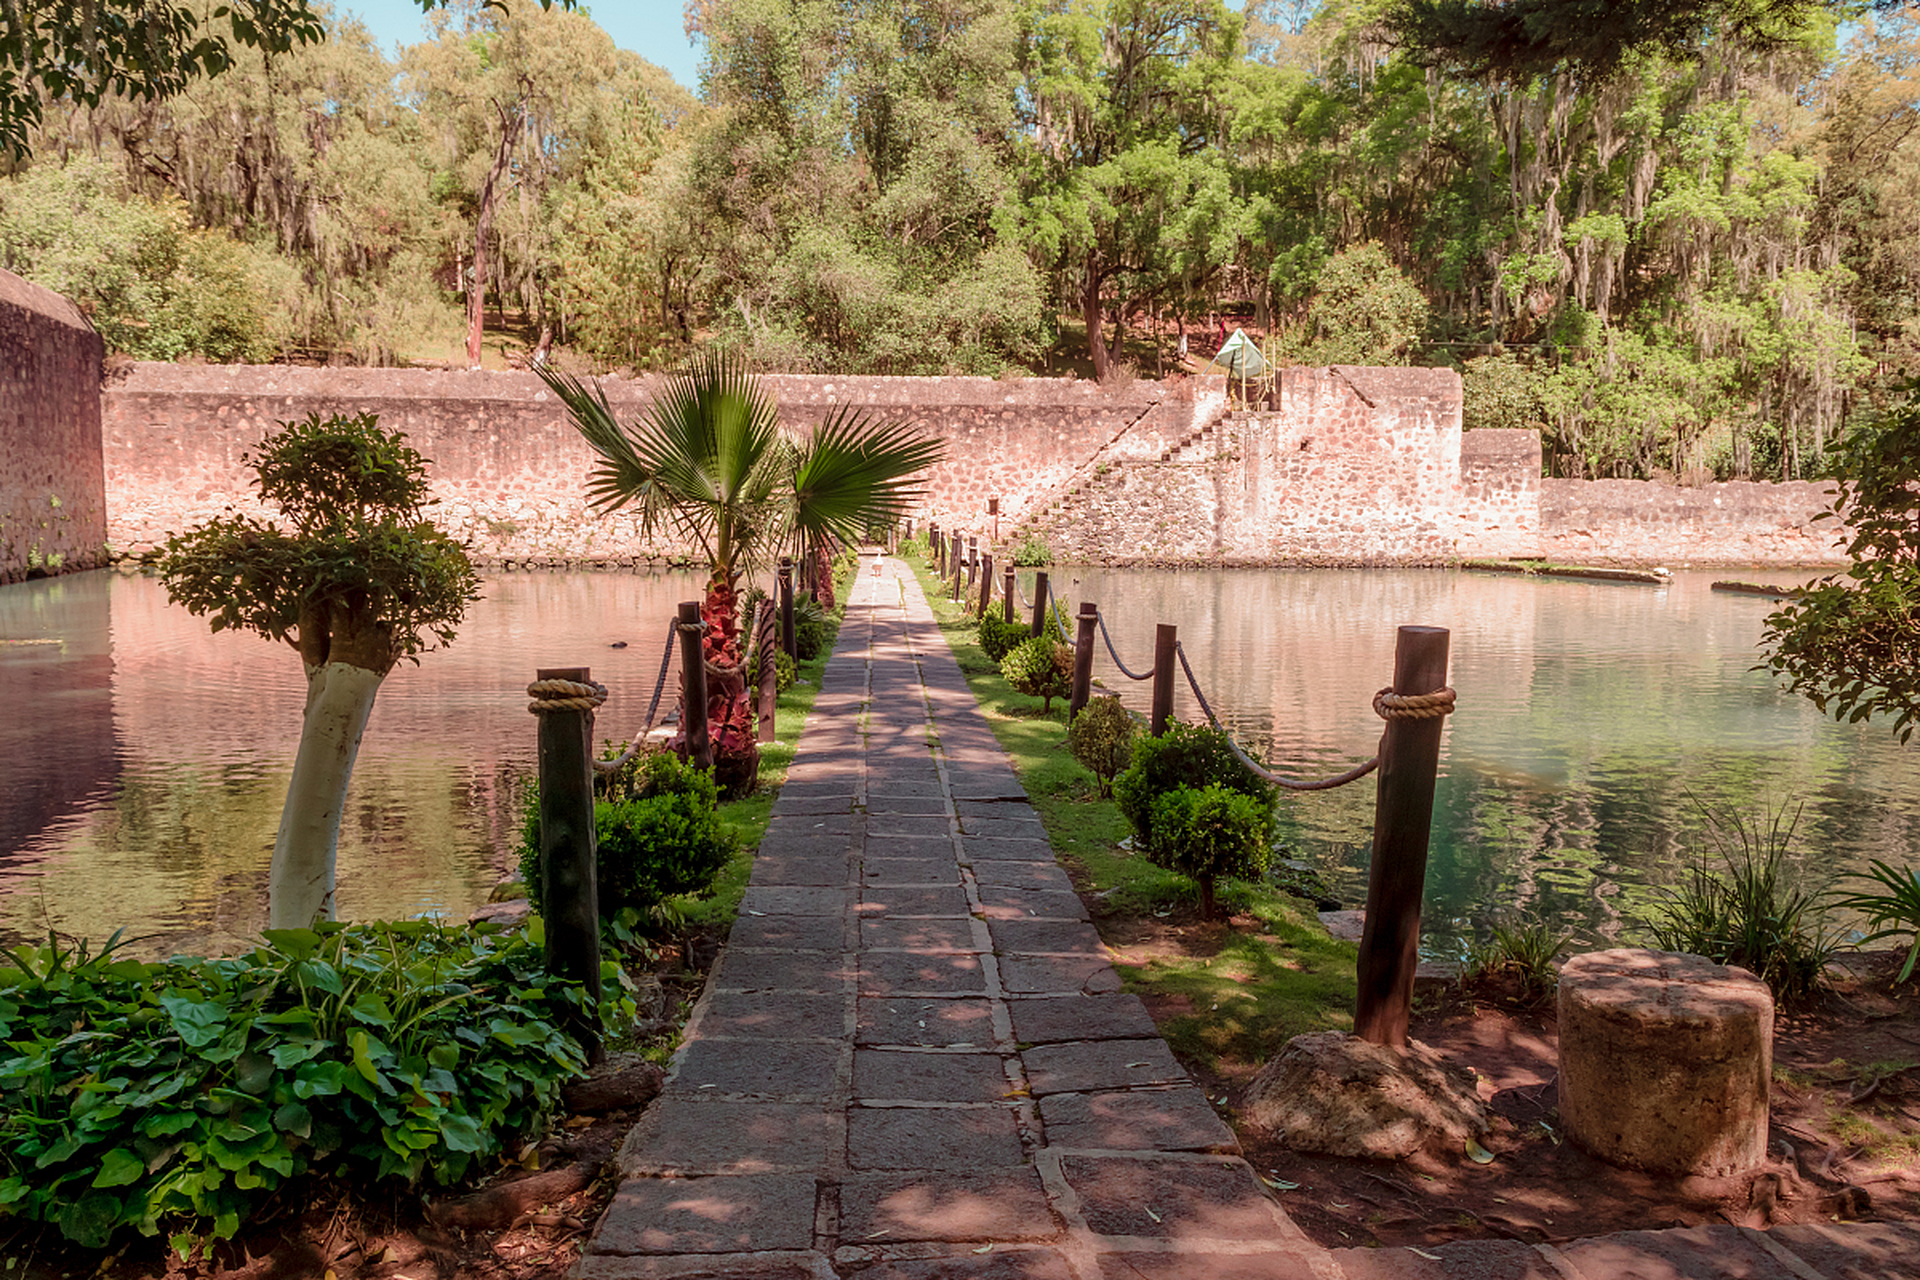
[535,664,601,1062]
[931,522,942,574]
[1150,624,1177,735]
[1070,602,1098,720]
[952,532,966,601]
[978,553,995,616]
[1003,566,1016,624]
[966,537,978,601]
[778,557,795,659]
[989,496,999,545]
[677,601,713,771]
[1029,570,1050,637]
[755,603,777,743]
[1354,626,1452,1050]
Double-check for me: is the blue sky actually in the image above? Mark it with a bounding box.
[338,1,703,89]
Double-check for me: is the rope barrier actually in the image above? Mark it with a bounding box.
[1096,611,1155,681]
[1170,641,1456,793]
[588,617,681,774]
[527,677,607,715]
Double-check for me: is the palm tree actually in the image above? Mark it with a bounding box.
[537,355,943,786]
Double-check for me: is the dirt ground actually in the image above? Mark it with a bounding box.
[1133,924,1920,1253]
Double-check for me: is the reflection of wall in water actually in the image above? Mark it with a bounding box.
[0,574,117,857]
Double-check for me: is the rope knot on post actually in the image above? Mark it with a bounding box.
[526,678,608,715]
[1372,686,1457,722]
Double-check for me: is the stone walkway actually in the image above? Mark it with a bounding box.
[579,557,1920,1280]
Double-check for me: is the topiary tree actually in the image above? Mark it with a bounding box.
[1001,634,1073,713]
[1147,783,1273,920]
[159,412,480,928]
[1068,695,1137,797]
[1113,721,1277,859]
[977,612,1031,662]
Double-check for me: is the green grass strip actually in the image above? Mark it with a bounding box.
[900,551,1357,1074]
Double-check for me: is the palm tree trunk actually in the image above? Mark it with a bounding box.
[269,660,385,928]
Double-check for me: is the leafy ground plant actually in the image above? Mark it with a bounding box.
[1068,694,1137,796]
[0,921,608,1252]
[1830,858,1920,983]
[1643,802,1837,1000]
[1462,920,1569,1006]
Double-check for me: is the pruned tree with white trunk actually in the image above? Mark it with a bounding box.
[159,412,480,928]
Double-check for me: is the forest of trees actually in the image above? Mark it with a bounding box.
[4,0,1919,484]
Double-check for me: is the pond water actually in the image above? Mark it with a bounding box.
[2,564,1911,960]
[0,569,702,958]
[1058,566,1916,955]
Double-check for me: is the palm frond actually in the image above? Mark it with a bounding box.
[534,364,653,515]
[789,404,946,548]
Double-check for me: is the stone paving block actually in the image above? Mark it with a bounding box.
[977,887,1089,921]
[726,915,849,952]
[969,861,1076,892]
[1094,1250,1341,1280]
[664,1039,845,1100]
[698,990,847,1040]
[866,795,950,816]
[1008,994,1159,1044]
[868,815,955,839]
[1022,1038,1187,1094]
[1039,1087,1239,1153]
[860,950,988,995]
[578,1251,836,1280]
[955,799,1034,819]
[1060,1155,1290,1241]
[960,817,1051,841]
[620,1100,841,1176]
[854,1049,1011,1102]
[593,1174,818,1254]
[1330,1241,1564,1280]
[770,794,855,817]
[739,885,854,917]
[962,836,1058,861]
[864,834,957,860]
[848,1104,1026,1170]
[987,918,1106,957]
[948,778,1027,802]
[754,832,856,859]
[998,954,1122,996]
[860,916,980,953]
[1559,1225,1816,1280]
[1762,1222,1920,1280]
[859,885,970,917]
[748,855,856,888]
[778,779,863,798]
[775,814,859,838]
[857,996,997,1048]
[713,948,852,993]
[838,1170,1055,1242]
[843,1248,1074,1280]
[861,857,960,886]
[867,779,948,798]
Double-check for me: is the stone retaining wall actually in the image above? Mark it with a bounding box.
[0,269,106,584]
[68,361,1855,569]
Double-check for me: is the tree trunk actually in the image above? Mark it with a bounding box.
[269,661,385,928]
[1082,256,1112,382]
[467,104,516,370]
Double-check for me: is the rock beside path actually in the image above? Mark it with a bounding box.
[1240,1030,1487,1159]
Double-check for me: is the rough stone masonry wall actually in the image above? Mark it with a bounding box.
[0,269,106,584]
[99,364,1225,564]
[1457,428,1542,560]
[1048,366,1464,565]
[1540,477,1844,566]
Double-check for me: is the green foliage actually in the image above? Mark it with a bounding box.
[1000,634,1073,713]
[1068,695,1138,797]
[0,920,598,1250]
[1462,353,1548,433]
[1011,536,1052,567]
[1830,860,1920,985]
[1764,393,1920,741]
[1462,920,1568,1005]
[1113,722,1277,859]
[977,612,1032,663]
[1278,242,1430,366]
[518,752,737,924]
[793,597,834,662]
[1145,783,1274,918]
[1641,803,1837,1001]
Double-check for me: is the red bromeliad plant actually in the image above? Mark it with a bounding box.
[538,355,943,792]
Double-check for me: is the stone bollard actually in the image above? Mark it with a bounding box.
[1557,948,1773,1177]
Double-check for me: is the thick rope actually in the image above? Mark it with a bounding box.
[1096,611,1155,682]
[527,678,607,714]
[1167,642,1456,793]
